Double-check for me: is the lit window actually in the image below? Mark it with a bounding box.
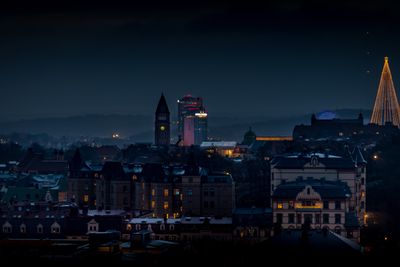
[164,189,169,197]
[174,189,180,195]
[20,224,26,233]
[84,195,89,203]
[151,201,156,209]
[164,202,169,210]
[151,189,155,196]
[126,224,132,231]
[277,203,283,209]
[132,175,137,181]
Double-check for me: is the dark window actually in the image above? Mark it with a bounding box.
[276,213,283,224]
[304,214,312,224]
[209,201,215,208]
[123,185,127,193]
[361,201,365,209]
[307,188,310,194]
[335,201,341,210]
[204,201,208,208]
[361,178,365,185]
[335,214,341,224]
[288,213,295,224]
[288,201,294,209]
[323,201,329,210]
[187,189,193,196]
[315,214,321,224]
[323,214,329,224]
[209,188,215,197]
[347,231,354,238]
[297,214,302,224]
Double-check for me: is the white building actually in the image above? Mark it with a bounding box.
[270,149,366,241]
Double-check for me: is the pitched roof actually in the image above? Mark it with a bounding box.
[101,161,126,180]
[156,93,170,114]
[271,153,355,169]
[351,146,367,165]
[272,179,351,199]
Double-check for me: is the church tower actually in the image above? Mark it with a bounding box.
[155,93,170,146]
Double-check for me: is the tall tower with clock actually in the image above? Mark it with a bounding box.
[155,93,170,146]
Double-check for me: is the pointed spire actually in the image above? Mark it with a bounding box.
[70,148,84,171]
[371,57,400,127]
[156,93,170,114]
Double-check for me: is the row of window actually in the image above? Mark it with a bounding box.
[276,213,342,224]
[2,222,61,234]
[132,224,175,231]
[151,188,181,197]
[276,200,343,210]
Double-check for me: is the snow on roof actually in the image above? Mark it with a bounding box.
[86,209,126,216]
[200,141,237,148]
[129,218,180,224]
[181,216,232,224]
[286,153,341,159]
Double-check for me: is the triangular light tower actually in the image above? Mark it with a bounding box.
[371,57,400,127]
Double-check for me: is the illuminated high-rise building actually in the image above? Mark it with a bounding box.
[183,111,208,146]
[177,95,208,145]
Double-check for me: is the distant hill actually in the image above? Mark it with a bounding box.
[0,109,372,142]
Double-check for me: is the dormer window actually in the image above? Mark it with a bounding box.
[2,222,12,233]
[37,224,43,234]
[51,222,61,234]
[311,156,318,167]
[20,224,26,233]
[87,219,99,233]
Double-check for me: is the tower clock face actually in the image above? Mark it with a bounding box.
[160,125,166,131]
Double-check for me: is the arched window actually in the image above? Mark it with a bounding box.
[37,224,43,234]
[135,224,141,231]
[2,222,12,233]
[311,156,318,166]
[87,219,99,233]
[51,222,61,234]
[160,224,165,231]
[169,224,175,231]
[20,223,26,233]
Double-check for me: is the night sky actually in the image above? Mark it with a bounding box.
[1,0,400,121]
